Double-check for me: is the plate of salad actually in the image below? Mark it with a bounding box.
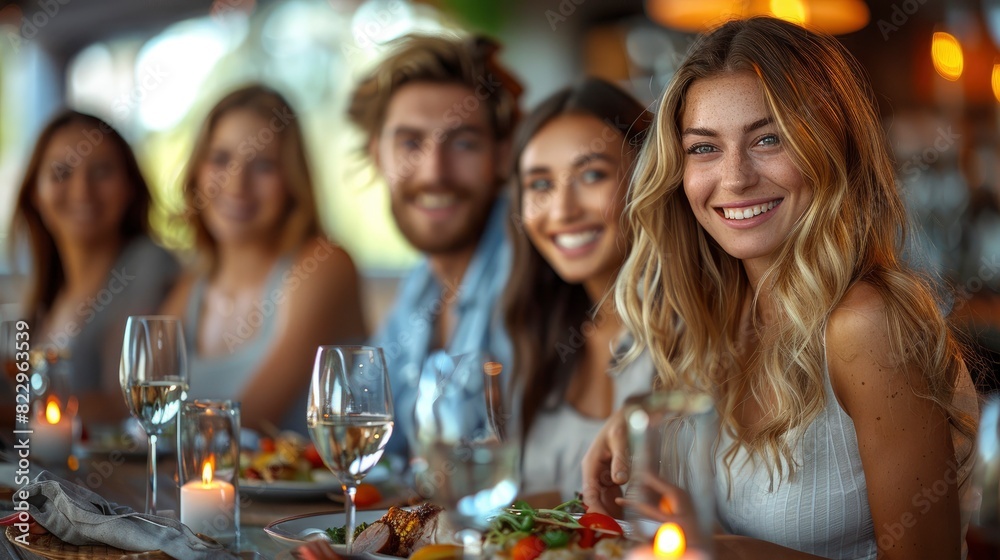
[482,499,634,560]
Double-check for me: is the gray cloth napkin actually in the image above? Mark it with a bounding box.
[22,471,237,559]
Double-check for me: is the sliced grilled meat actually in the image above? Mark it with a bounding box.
[351,504,445,557]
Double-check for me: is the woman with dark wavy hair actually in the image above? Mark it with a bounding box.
[504,78,654,506]
[10,110,179,425]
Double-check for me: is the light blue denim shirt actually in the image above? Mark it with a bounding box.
[373,197,513,461]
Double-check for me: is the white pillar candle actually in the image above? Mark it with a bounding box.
[30,398,72,467]
[180,462,236,543]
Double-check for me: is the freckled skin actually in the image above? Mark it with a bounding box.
[681,72,813,284]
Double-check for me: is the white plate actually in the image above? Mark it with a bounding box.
[240,465,394,500]
[239,473,343,500]
[264,509,396,556]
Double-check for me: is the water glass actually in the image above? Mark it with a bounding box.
[412,350,520,557]
[626,391,717,557]
[178,400,240,546]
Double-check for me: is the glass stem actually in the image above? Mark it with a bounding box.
[344,484,358,552]
[459,528,482,559]
[146,433,157,515]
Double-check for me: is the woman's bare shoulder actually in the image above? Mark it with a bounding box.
[283,237,359,301]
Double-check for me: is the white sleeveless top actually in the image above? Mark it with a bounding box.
[715,341,977,559]
[521,349,655,501]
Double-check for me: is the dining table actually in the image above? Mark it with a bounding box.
[0,445,394,560]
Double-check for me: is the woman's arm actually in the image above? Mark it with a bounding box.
[238,238,368,431]
[825,282,962,560]
[580,406,632,518]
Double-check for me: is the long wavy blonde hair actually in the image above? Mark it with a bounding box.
[616,17,976,480]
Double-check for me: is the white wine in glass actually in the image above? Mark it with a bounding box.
[120,316,188,515]
[307,346,393,552]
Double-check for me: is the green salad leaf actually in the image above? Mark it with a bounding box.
[324,521,371,544]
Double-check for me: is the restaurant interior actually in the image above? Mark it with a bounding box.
[2,0,1000,558]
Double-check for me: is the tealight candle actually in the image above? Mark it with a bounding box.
[30,397,73,467]
[180,461,236,543]
[625,522,711,560]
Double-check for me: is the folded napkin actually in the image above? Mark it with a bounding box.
[21,471,237,559]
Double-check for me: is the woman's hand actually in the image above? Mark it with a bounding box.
[580,406,632,517]
[622,473,698,521]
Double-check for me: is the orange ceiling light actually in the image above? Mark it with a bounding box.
[646,0,870,35]
[931,31,964,81]
[991,63,1000,102]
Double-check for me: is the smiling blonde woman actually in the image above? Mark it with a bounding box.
[582,17,978,560]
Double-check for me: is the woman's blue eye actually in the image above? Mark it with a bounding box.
[526,178,551,191]
[758,134,780,147]
[579,169,607,184]
[686,144,716,155]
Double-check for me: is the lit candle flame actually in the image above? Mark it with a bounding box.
[45,398,61,424]
[201,461,214,485]
[654,522,686,558]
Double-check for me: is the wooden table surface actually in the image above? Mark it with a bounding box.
[0,449,371,560]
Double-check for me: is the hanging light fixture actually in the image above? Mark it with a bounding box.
[645,0,870,35]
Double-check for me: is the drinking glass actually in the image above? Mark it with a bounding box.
[625,391,717,558]
[178,400,240,545]
[412,350,520,558]
[307,345,394,552]
[972,395,1000,549]
[119,316,189,515]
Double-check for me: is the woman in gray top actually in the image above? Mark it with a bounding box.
[10,110,179,426]
[504,79,654,505]
[162,85,366,433]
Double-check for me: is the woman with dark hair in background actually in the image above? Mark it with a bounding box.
[504,78,654,506]
[162,85,366,432]
[10,110,179,426]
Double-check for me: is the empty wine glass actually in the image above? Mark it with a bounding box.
[119,316,189,515]
[307,345,394,552]
[412,350,520,558]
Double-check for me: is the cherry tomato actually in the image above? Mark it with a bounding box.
[354,483,383,508]
[303,443,324,469]
[512,535,546,560]
[259,438,276,454]
[578,528,596,549]
[578,512,624,536]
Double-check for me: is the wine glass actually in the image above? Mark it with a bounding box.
[119,316,189,515]
[307,345,394,552]
[412,350,520,558]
